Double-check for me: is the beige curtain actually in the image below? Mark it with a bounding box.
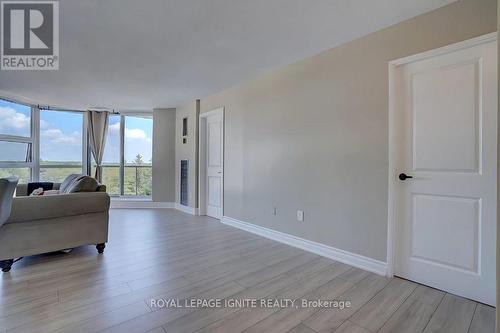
[87,111,109,183]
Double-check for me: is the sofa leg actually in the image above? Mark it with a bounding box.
[96,243,106,254]
[0,259,14,272]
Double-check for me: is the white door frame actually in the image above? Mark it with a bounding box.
[198,107,225,219]
[386,32,498,277]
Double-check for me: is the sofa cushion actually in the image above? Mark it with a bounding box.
[27,182,54,196]
[59,174,82,193]
[66,176,99,193]
[44,190,60,196]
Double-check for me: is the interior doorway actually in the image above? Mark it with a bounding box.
[199,107,224,219]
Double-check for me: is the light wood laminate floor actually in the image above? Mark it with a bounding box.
[0,209,495,333]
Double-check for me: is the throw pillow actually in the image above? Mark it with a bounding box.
[59,174,82,193]
[66,176,99,193]
[30,187,44,196]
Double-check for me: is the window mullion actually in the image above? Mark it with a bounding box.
[120,115,125,196]
[0,162,33,168]
[83,111,89,176]
[32,106,40,182]
[0,135,32,143]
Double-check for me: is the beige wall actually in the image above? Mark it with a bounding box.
[175,101,199,208]
[152,108,176,202]
[497,0,499,329]
[191,0,497,262]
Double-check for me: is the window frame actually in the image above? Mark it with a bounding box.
[0,99,35,179]
[121,113,153,197]
[38,108,88,181]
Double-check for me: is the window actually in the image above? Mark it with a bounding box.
[124,116,152,196]
[92,114,153,197]
[0,99,31,137]
[40,110,84,182]
[0,99,33,183]
[0,141,31,162]
[0,97,153,198]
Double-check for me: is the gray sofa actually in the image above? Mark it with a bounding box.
[0,177,110,272]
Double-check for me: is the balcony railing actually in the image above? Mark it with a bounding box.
[95,164,152,197]
[124,165,152,197]
[0,163,153,197]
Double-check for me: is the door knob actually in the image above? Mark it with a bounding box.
[398,173,413,181]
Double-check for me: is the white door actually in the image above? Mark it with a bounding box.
[205,112,223,219]
[393,38,497,306]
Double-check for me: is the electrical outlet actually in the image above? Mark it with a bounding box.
[297,210,304,222]
[272,206,278,215]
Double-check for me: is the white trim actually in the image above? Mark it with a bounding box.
[389,32,497,66]
[222,216,388,276]
[110,199,174,209]
[387,58,397,278]
[198,107,224,219]
[110,199,198,213]
[175,203,199,215]
[386,33,497,278]
[200,107,225,119]
[198,117,207,216]
[116,111,153,118]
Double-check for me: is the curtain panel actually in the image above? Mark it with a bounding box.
[87,111,109,183]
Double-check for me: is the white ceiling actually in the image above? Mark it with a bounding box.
[0,0,455,111]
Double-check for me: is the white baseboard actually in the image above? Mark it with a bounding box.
[175,203,198,215]
[110,200,199,214]
[110,200,174,209]
[222,216,388,276]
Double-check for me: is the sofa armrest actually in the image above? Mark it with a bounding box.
[6,192,110,224]
[15,184,28,197]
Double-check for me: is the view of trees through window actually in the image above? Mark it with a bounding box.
[124,116,152,196]
[97,115,121,195]
[0,168,30,183]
